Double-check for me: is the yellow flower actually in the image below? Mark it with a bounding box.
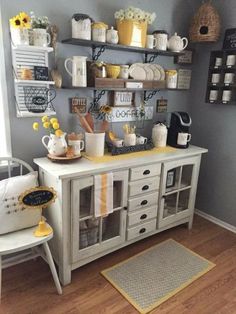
[32,122,39,131]
[50,118,58,124]
[53,122,60,130]
[10,15,22,28]
[19,12,31,28]
[43,122,50,129]
[41,115,49,123]
[55,129,63,137]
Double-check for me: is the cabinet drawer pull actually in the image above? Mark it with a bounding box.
[139,228,146,234]
[143,170,150,175]
[140,214,147,220]
[142,185,149,191]
[141,200,148,206]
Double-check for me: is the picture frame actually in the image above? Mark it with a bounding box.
[223,28,236,51]
[34,66,49,81]
[166,169,176,188]
[112,91,135,107]
[174,49,194,65]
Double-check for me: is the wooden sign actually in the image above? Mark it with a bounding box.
[113,92,134,107]
[156,98,168,113]
[19,186,57,209]
[34,66,49,81]
[223,28,236,50]
[107,106,153,122]
[177,69,192,90]
[174,49,194,64]
[70,97,87,113]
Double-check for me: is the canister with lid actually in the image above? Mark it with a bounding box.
[72,14,93,40]
[152,123,168,147]
[92,22,108,42]
[166,70,178,89]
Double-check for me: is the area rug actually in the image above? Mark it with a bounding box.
[101,239,215,314]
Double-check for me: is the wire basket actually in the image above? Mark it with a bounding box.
[23,86,56,113]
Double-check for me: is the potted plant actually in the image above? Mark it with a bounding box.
[30,12,51,47]
[114,7,156,48]
[9,12,31,46]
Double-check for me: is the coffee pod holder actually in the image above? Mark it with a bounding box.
[106,139,154,156]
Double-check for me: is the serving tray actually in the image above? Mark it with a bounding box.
[107,139,154,156]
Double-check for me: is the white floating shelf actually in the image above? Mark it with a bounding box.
[15,79,55,85]
[16,110,56,118]
[12,45,53,53]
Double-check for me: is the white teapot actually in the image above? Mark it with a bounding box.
[168,32,188,52]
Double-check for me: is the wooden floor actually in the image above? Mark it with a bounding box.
[1,215,236,314]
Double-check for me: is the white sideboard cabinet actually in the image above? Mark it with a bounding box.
[34,145,207,285]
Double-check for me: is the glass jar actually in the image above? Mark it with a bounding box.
[92,22,108,42]
[166,70,178,89]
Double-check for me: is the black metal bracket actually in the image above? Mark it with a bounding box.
[92,45,106,61]
[144,53,159,63]
[89,89,106,112]
[144,90,159,102]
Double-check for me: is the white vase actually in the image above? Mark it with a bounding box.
[10,27,29,46]
[42,133,67,156]
[33,28,51,47]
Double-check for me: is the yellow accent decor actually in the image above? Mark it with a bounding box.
[116,19,147,48]
[106,64,121,79]
[34,219,53,237]
[83,146,177,163]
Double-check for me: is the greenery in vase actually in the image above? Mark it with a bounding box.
[30,11,50,29]
[114,7,156,24]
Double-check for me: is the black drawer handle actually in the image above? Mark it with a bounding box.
[140,214,147,220]
[139,228,146,234]
[141,200,148,206]
[142,185,149,191]
[143,170,150,175]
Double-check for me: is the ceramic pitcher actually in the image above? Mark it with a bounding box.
[42,133,67,156]
[64,56,87,87]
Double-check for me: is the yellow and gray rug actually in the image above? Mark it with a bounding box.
[101,239,215,314]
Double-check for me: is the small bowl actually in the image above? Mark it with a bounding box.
[106,64,120,79]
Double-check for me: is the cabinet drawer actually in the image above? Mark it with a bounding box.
[128,206,158,227]
[129,177,159,197]
[130,163,161,181]
[127,219,156,241]
[128,192,159,212]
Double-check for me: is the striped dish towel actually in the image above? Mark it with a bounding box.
[94,173,113,217]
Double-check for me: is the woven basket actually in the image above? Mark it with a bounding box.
[189,1,220,42]
[116,19,147,48]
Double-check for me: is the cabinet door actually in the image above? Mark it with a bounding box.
[158,156,200,228]
[71,170,128,263]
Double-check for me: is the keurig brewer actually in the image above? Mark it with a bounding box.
[167,112,192,148]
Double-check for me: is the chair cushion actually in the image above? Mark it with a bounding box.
[0,171,41,235]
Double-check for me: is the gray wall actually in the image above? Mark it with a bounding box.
[1,0,198,166]
[190,0,236,226]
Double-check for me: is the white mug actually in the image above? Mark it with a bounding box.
[145,35,157,49]
[154,32,168,51]
[215,57,222,67]
[222,90,232,102]
[177,133,191,146]
[226,55,236,67]
[209,90,218,101]
[211,73,220,84]
[224,73,235,84]
[124,133,136,146]
[136,136,147,145]
[119,65,129,79]
[33,28,51,47]
[68,139,84,156]
[112,138,124,147]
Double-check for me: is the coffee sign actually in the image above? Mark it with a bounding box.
[19,186,57,209]
[34,66,49,81]
[223,28,236,50]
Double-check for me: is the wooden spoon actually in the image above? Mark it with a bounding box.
[100,120,109,133]
[75,108,93,133]
[85,112,94,132]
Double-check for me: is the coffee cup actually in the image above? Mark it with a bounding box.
[222,90,232,102]
[112,138,124,148]
[136,136,148,145]
[124,133,136,146]
[177,133,191,146]
[224,73,235,84]
[211,73,220,84]
[209,90,218,101]
[226,55,236,67]
[215,57,222,68]
[68,139,84,156]
[145,35,157,49]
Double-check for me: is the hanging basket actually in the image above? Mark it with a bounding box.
[189,1,221,43]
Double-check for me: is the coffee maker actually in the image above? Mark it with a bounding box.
[167,112,192,148]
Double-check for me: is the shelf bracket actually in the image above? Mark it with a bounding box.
[145,53,159,63]
[144,90,159,102]
[89,89,106,113]
[92,45,106,61]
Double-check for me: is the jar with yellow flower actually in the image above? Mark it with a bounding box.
[10,12,31,46]
[33,116,67,156]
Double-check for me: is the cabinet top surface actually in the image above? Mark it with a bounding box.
[34,145,207,179]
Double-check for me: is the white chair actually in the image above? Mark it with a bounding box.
[0,157,62,299]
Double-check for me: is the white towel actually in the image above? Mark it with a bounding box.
[94,172,113,217]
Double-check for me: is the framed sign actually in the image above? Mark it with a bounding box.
[177,69,192,90]
[70,97,87,113]
[223,28,236,50]
[174,49,194,65]
[166,169,176,188]
[156,98,168,113]
[113,92,134,107]
[34,66,49,81]
[19,186,57,209]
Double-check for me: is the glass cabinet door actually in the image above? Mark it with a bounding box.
[71,170,128,262]
[158,156,200,228]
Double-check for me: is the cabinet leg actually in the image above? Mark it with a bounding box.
[188,216,193,230]
[59,264,72,286]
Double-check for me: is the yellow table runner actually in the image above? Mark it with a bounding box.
[83,146,176,163]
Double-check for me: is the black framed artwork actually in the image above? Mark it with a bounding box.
[166,169,176,188]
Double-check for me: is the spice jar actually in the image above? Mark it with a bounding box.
[166,70,178,89]
[90,61,107,78]
[92,22,108,42]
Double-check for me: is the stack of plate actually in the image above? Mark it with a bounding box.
[129,63,165,81]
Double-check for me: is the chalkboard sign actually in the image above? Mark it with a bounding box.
[223,28,236,51]
[32,96,46,106]
[34,66,49,81]
[19,186,56,209]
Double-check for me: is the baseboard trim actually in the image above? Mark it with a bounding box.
[195,209,236,234]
